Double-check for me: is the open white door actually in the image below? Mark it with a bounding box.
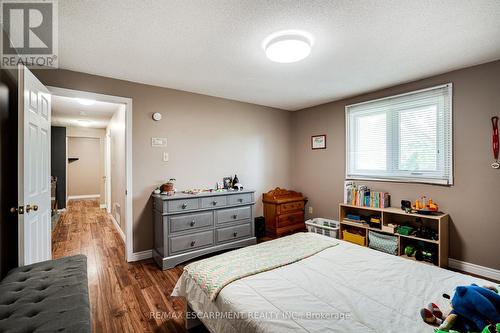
[17,65,52,266]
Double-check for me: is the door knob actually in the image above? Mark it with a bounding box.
[10,206,24,214]
[24,204,38,213]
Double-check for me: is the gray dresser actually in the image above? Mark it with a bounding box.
[152,190,257,269]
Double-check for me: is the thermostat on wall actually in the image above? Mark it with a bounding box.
[152,112,162,121]
[151,137,167,147]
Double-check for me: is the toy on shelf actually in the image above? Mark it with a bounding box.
[368,217,382,229]
[412,196,439,214]
[404,245,416,257]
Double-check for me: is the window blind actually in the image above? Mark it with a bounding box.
[345,84,453,185]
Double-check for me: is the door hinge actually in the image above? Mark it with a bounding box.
[10,206,24,214]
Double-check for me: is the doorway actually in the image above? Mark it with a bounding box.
[49,87,133,262]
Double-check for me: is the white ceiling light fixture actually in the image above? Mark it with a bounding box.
[76,98,96,106]
[263,30,313,63]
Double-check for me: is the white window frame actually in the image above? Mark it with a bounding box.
[345,83,453,185]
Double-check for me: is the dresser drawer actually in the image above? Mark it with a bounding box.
[167,198,199,212]
[169,230,213,254]
[168,212,213,233]
[216,206,251,224]
[201,196,227,209]
[228,193,253,205]
[280,201,304,213]
[277,211,304,228]
[217,222,252,243]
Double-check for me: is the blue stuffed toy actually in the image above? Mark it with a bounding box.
[441,284,500,332]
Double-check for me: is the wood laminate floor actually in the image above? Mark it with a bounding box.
[52,199,207,333]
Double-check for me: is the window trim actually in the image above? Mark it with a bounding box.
[345,83,453,186]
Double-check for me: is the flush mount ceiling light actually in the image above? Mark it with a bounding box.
[263,30,313,63]
[76,98,96,106]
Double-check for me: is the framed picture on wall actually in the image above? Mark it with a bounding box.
[311,135,326,150]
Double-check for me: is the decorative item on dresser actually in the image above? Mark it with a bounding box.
[152,190,257,270]
[262,187,307,237]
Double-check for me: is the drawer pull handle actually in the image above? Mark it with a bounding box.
[190,220,196,227]
[181,203,188,209]
[237,198,243,203]
[212,201,218,205]
[190,241,196,247]
[233,232,238,237]
[232,214,238,219]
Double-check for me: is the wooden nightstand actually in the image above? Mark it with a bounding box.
[262,187,307,238]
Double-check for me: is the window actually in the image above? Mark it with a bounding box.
[346,84,452,185]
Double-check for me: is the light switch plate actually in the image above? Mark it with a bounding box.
[151,137,167,147]
[163,152,169,162]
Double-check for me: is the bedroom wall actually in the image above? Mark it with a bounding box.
[33,69,293,253]
[291,60,500,270]
[67,137,102,197]
[66,126,106,204]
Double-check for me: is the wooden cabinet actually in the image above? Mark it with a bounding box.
[263,188,307,237]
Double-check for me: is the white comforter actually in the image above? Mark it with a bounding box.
[172,236,492,333]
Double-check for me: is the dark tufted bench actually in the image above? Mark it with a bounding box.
[0,255,91,333]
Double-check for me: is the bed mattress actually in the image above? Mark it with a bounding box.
[172,236,492,333]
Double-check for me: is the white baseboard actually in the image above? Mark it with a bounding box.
[449,258,500,282]
[68,194,100,200]
[128,250,152,262]
[109,214,125,242]
[100,204,107,209]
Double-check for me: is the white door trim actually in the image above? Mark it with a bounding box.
[47,86,134,262]
[105,132,111,214]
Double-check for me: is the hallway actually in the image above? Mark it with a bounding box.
[51,200,196,333]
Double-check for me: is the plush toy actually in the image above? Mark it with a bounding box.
[420,284,500,333]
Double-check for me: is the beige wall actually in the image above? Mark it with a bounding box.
[34,69,293,252]
[107,106,126,230]
[66,126,106,204]
[36,61,500,269]
[291,60,500,269]
[67,137,101,197]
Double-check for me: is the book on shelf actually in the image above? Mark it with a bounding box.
[343,181,390,208]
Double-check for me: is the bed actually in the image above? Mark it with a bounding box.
[172,233,492,333]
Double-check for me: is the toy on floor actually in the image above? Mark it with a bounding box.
[420,284,500,333]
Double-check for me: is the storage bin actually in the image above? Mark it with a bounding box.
[305,218,339,238]
[342,230,366,246]
[368,230,398,255]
